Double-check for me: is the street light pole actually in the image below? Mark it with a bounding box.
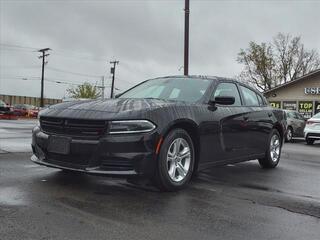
[184,0,190,76]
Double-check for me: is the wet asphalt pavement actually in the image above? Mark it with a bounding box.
[0,120,320,240]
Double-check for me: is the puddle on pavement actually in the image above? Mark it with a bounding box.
[0,187,27,206]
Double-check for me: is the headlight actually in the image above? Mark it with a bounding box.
[108,120,156,134]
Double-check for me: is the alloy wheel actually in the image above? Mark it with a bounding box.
[286,128,292,141]
[270,134,281,162]
[166,138,191,182]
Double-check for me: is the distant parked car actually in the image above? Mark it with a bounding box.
[284,110,306,142]
[304,112,320,145]
[0,99,7,106]
[0,100,15,119]
[13,104,33,116]
[27,106,39,118]
[0,100,12,113]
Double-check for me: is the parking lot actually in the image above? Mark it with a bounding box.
[0,119,320,240]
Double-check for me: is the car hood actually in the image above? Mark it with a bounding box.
[40,98,179,119]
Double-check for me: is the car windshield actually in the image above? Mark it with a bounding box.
[0,100,6,107]
[119,77,212,103]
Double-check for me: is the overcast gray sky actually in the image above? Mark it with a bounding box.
[1,0,319,99]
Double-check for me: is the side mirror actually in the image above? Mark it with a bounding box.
[210,96,235,106]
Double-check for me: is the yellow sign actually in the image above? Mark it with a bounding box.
[298,101,313,118]
[269,101,281,109]
[315,101,320,114]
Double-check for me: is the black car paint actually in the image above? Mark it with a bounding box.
[31,76,286,177]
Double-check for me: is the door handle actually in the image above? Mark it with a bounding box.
[268,113,272,117]
[243,116,249,121]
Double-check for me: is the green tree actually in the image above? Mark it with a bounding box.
[67,82,101,99]
[237,33,320,91]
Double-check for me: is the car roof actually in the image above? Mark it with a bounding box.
[150,75,262,95]
[153,75,234,82]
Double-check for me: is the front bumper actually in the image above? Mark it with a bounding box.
[304,128,320,140]
[31,126,159,177]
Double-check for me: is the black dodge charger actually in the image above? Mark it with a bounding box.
[31,76,286,191]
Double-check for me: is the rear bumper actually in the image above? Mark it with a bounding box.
[31,126,159,177]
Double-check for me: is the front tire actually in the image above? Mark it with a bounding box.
[306,137,314,145]
[258,129,282,169]
[153,128,195,191]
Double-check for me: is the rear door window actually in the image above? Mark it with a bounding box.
[240,86,259,106]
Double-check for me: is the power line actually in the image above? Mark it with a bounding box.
[0,43,38,50]
[47,66,102,78]
[1,75,99,85]
[0,65,39,69]
[45,79,93,86]
[0,43,109,62]
[0,76,40,80]
[53,52,106,62]
[0,48,37,53]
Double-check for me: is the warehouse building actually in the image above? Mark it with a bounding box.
[264,69,320,119]
[0,94,61,107]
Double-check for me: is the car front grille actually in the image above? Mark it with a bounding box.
[308,133,320,138]
[46,152,90,168]
[101,158,134,171]
[40,117,107,139]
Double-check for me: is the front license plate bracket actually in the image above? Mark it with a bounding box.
[47,136,71,155]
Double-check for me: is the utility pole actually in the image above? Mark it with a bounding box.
[101,76,105,99]
[38,48,51,107]
[110,60,119,98]
[184,0,190,76]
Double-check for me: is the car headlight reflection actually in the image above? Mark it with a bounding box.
[108,120,156,134]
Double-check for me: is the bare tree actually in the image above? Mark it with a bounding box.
[238,33,320,91]
[237,42,276,91]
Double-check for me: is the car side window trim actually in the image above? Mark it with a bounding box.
[256,93,267,106]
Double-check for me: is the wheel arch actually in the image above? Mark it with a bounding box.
[161,119,200,174]
[273,123,285,143]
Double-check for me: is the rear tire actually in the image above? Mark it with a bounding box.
[258,129,282,169]
[306,137,315,145]
[153,128,195,191]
